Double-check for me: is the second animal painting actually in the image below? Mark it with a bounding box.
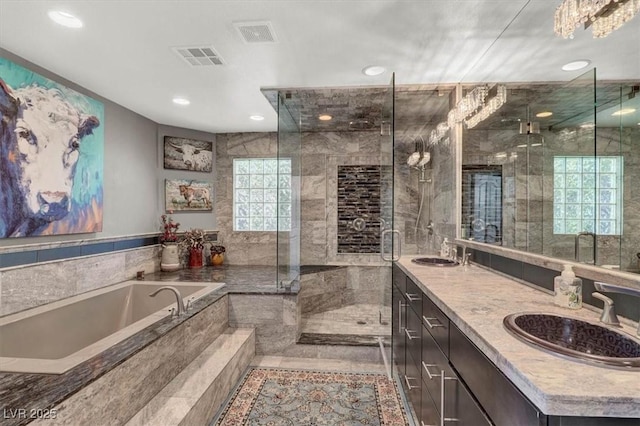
[164,136,213,172]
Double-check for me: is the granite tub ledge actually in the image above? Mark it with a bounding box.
[396,256,640,419]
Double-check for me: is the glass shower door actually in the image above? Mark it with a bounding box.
[379,74,395,374]
[276,92,301,290]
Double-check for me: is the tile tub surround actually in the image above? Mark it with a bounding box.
[396,256,640,418]
[0,265,291,425]
[0,245,161,316]
[0,288,229,426]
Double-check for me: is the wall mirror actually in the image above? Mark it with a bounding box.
[461,70,640,274]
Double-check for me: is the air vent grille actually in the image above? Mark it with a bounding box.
[234,21,278,43]
[172,46,225,67]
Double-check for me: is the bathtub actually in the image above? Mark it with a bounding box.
[0,281,224,374]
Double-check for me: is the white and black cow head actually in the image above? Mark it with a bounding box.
[0,79,100,237]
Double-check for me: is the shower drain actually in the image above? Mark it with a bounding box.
[357,320,367,325]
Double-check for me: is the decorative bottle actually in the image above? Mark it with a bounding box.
[554,264,582,309]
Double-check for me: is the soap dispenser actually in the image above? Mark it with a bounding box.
[440,238,450,258]
[554,264,582,309]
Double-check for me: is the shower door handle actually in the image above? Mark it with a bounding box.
[380,229,401,261]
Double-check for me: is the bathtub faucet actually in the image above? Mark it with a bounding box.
[149,286,186,316]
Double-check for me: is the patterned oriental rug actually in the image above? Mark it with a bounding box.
[214,368,408,425]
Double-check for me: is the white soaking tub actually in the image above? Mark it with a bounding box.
[0,281,224,374]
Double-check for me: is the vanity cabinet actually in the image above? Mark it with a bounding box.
[392,264,639,426]
[392,265,491,426]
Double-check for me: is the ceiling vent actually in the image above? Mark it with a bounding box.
[172,46,225,67]
[234,21,278,44]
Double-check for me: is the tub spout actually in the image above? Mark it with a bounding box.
[149,286,186,316]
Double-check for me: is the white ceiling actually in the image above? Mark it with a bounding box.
[0,0,638,133]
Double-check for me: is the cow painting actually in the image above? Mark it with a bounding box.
[0,63,104,238]
[165,179,213,211]
[163,136,213,172]
[178,184,212,209]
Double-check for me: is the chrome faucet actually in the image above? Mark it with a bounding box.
[149,286,186,316]
[574,231,597,265]
[594,282,640,336]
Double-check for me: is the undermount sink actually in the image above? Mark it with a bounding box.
[411,257,459,267]
[503,313,640,369]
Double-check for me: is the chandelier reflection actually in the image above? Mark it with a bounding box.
[554,0,640,39]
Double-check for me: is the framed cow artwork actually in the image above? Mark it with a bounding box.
[163,136,213,172]
[0,57,105,238]
[165,179,213,212]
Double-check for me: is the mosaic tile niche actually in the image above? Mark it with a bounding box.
[336,165,391,254]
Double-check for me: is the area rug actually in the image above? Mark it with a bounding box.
[214,368,408,425]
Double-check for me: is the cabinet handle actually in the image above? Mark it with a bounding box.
[421,361,441,380]
[398,300,407,333]
[423,316,444,329]
[405,328,418,340]
[404,375,419,390]
[440,370,459,425]
[405,292,421,302]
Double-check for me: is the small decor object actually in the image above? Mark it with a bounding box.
[160,212,181,272]
[165,179,213,211]
[210,244,226,266]
[164,136,213,172]
[180,228,206,269]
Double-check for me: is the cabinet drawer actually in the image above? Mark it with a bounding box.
[421,325,450,414]
[450,323,544,426]
[406,306,422,370]
[391,286,406,374]
[444,369,493,426]
[422,295,450,356]
[405,277,423,316]
[392,264,406,294]
[404,352,422,419]
[421,385,439,426]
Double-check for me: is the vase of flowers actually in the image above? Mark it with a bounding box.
[180,228,206,269]
[160,213,181,272]
[210,244,226,266]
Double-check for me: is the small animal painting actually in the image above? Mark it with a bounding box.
[0,57,104,238]
[165,179,213,211]
[164,136,213,172]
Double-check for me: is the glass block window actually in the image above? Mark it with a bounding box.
[233,158,291,231]
[553,156,623,235]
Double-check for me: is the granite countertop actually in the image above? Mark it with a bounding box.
[396,256,640,418]
[144,264,299,294]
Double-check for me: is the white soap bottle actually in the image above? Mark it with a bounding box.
[554,264,582,309]
[440,237,450,257]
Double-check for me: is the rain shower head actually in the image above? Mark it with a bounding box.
[417,152,431,167]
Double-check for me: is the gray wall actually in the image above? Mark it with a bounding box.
[0,49,218,248]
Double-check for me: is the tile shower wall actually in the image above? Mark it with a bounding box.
[337,165,391,254]
[214,133,279,266]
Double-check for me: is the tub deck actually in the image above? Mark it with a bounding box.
[0,265,297,426]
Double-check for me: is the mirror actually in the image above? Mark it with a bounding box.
[461,70,640,274]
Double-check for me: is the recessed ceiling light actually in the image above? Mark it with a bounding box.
[172,97,190,106]
[561,60,591,71]
[318,114,332,121]
[250,115,265,121]
[362,65,385,76]
[48,10,83,28]
[536,111,553,118]
[612,108,636,116]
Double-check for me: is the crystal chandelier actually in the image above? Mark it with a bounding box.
[554,0,640,39]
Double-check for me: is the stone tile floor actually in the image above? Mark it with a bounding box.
[300,304,392,338]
